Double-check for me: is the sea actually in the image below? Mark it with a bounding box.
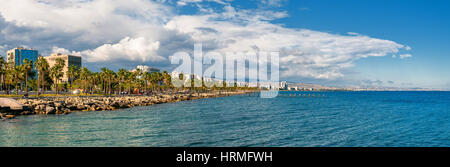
[1,91,449,147]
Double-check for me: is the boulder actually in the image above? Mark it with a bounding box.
[54,102,65,108]
[76,105,86,110]
[34,105,42,111]
[46,107,56,114]
[4,115,16,119]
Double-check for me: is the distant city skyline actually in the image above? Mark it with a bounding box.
[0,0,449,89]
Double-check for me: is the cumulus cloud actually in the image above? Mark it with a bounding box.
[0,0,411,81]
[165,8,408,79]
[261,0,286,7]
[81,37,164,62]
[0,0,172,53]
[399,54,412,59]
[177,0,230,6]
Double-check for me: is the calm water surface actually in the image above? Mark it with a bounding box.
[1,91,449,147]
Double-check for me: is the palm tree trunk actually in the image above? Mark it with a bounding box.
[128,80,131,95]
[37,72,40,95]
[109,79,112,95]
[25,73,28,93]
[84,79,87,95]
[15,82,19,95]
[41,74,44,94]
[119,81,122,95]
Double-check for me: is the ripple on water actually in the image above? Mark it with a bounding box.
[1,91,450,146]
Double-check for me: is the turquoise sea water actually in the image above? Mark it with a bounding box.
[1,91,449,147]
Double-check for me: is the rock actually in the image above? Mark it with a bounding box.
[54,102,65,108]
[66,104,78,110]
[34,105,41,111]
[4,115,16,119]
[45,107,56,114]
[20,111,33,115]
[47,102,55,107]
[76,105,86,110]
[111,102,120,108]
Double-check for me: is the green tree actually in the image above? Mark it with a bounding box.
[49,58,65,94]
[117,69,128,94]
[106,69,116,95]
[11,66,22,95]
[100,67,116,95]
[127,71,136,95]
[21,59,34,93]
[79,67,91,95]
[35,57,50,94]
[0,56,5,92]
[89,72,100,94]
[162,71,172,89]
[67,65,80,91]
[143,72,151,92]
[150,72,163,91]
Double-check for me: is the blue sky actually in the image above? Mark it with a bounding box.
[177,0,450,89]
[276,0,450,89]
[0,0,449,89]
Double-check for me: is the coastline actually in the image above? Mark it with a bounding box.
[0,90,254,120]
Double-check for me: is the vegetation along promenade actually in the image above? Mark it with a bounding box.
[0,56,257,119]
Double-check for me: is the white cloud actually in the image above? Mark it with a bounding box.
[399,54,412,59]
[0,0,411,80]
[261,0,286,7]
[166,9,409,79]
[0,0,172,51]
[177,0,229,6]
[81,37,164,63]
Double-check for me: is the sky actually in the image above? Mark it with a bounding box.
[0,0,449,89]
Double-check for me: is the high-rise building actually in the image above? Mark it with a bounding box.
[45,53,82,82]
[280,81,288,90]
[7,47,39,78]
[7,47,39,66]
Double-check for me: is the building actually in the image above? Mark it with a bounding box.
[133,65,160,73]
[6,47,39,66]
[280,81,288,90]
[45,53,82,82]
[6,47,39,78]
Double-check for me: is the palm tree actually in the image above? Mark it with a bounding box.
[143,72,151,92]
[21,59,33,93]
[67,65,79,91]
[105,69,115,95]
[127,71,136,95]
[100,67,108,94]
[11,66,22,95]
[162,71,172,89]
[4,62,14,94]
[152,72,163,92]
[35,57,49,95]
[89,72,100,94]
[100,67,116,95]
[117,69,128,94]
[0,56,5,92]
[49,58,65,94]
[80,67,91,95]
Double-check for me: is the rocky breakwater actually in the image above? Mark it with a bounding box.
[1,91,249,119]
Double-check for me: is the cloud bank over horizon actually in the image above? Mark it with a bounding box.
[0,0,411,82]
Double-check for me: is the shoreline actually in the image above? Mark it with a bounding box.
[0,90,254,120]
